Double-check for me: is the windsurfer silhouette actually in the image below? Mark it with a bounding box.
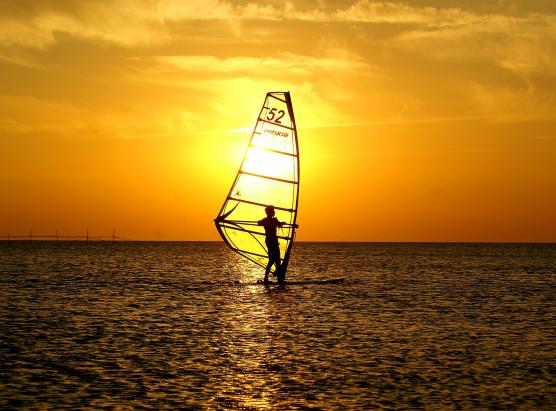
[258,205,297,285]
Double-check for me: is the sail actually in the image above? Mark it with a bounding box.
[215,91,299,275]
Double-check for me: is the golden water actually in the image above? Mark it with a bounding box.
[1,242,554,409]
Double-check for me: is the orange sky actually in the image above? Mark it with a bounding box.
[1,1,555,242]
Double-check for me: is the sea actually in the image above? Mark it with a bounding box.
[1,241,555,409]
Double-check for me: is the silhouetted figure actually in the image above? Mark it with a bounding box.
[258,205,290,285]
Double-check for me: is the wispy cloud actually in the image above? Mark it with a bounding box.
[126,51,376,126]
[393,11,556,74]
[133,53,370,77]
[0,0,283,49]
[332,1,474,25]
[1,1,554,49]
[2,1,554,82]
[1,1,555,134]
[0,93,194,141]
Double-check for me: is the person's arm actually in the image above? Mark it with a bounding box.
[278,221,298,228]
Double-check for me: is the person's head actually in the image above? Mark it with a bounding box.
[265,205,275,217]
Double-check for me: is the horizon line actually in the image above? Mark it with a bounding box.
[1,239,554,245]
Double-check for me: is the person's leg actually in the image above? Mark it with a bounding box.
[271,243,281,277]
[273,254,285,285]
[264,260,272,283]
[272,257,280,274]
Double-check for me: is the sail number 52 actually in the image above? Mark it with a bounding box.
[266,108,285,124]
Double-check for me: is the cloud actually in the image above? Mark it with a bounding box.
[0,0,284,49]
[157,0,281,21]
[140,54,370,76]
[1,1,553,82]
[393,12,556,76]
[463,81,556,122]
[0,49,42,68]
[126,51,377,101]
[125,52,376,127]
[0,94,93,138]
[0,93,190,141]
[1,1,554,129]
[332,1,474,25]
[1,1,553,49]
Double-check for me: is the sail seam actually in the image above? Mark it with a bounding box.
[249,144,298,157]
[239,170,298,184]
[267,93,287,103]
[234,248,269,259]
[220,223,290,240]
[227,197,295,213]
[257,118,294,130]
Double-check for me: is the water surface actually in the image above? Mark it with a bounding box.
[1,242,555,409]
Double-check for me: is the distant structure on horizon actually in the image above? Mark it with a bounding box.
[0,228,133,244]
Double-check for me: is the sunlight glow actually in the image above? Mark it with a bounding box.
[2,1,555,242]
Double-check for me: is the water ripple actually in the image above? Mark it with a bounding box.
[1,242,555,409]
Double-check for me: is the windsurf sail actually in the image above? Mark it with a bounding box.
[215,91,299,275]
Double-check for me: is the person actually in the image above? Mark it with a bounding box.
[258,205,297,285]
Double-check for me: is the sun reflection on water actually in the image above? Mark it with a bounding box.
[207,254,270,408]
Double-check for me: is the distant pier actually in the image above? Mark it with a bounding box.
[0,229,132,244]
